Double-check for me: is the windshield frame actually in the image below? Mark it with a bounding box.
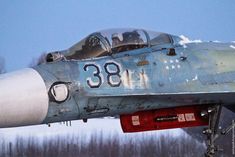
[65,28,175,60]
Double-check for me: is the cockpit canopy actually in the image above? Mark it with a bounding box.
[65,28,177,60]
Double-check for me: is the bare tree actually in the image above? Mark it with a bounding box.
[0,56,5,74]
[0,131,207,157]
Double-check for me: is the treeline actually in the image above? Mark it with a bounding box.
[0,132,205,157]
[0,56,5,74]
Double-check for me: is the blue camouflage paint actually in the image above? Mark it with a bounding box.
[32,29,235,124]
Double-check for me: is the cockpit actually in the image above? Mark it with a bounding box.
[63,28,178,60]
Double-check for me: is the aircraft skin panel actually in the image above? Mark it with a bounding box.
[35,43,235,96]
[32,42,235,123]
[73,43,235,96]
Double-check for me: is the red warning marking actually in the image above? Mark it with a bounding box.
[120,105,209,133]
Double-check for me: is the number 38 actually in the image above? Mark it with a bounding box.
[83,62,122,88]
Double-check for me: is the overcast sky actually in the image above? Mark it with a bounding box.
[0,0,235,72]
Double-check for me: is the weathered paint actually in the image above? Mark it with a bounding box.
[1,29,235,127]
[33,40,235,123]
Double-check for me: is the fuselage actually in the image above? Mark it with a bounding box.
[1,28,235,128]
[34,42,235,124]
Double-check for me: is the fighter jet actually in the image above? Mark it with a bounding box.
[1,28,235,156]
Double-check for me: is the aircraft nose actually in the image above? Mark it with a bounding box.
[0,68,49,128]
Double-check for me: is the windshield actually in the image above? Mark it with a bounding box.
[65,33,109,60]
[64,28,174,60]
[101,29,148,53]
[146,30,172,46]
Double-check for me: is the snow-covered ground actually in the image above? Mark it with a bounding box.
[0,118,185,144]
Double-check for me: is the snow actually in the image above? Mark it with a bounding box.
[0,118,184,144]
[179,35,202,44]
[230,45,235,49]
[179,35,202,48]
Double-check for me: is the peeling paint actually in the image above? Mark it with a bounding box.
[137,60,149,66]
[139,69,149,89]
[192,75,198,81]
[126,70,131,87]
[183,45,187,48]
[59,108,71,114]
[86,108,109,114]
[121,69,133,89]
